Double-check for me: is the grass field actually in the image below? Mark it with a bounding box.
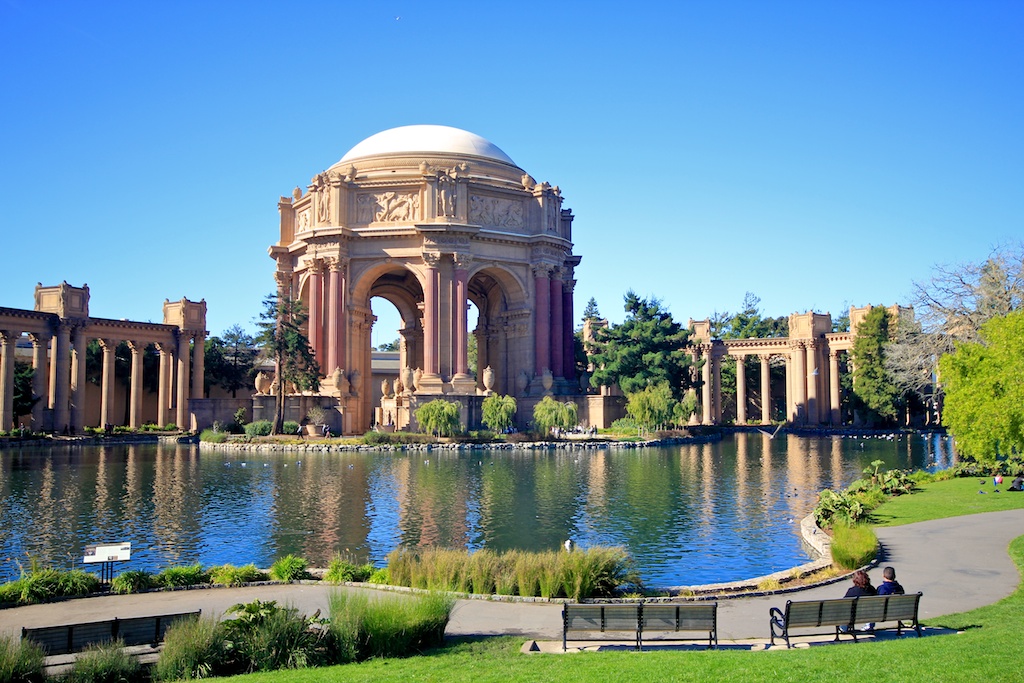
[201,477,1024,683]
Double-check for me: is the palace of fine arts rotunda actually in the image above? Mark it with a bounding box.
[258,125,586,434]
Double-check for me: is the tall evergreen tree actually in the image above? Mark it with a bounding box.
[582,297,601,321]
[255,294,320,434]
[851,306,902,426]
[588,291,694,401]
[206,324,258,398]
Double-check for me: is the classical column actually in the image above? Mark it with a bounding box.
[805,342,818,425]
[128,341,143,429]
[533,264,551,375]
[760,355,771,424]
[28,333,48,430]
[735,356,747,424]
[70,325,87,433]
[712,353,722,423]
[562,279,575,381]
[422,253,441,376]
[792,343,807,424]
[549,269,564,378]
[326,262,341,374]
[453,254,471,377]
[829,350,841,426]
[192,333,205,399]
[0,330,15,432]
[175,330,191,429]
[308,261,324,369]
[99,339,117,427]
[701,346,712,425]
[51,323,71,433]
[156,342,170,428]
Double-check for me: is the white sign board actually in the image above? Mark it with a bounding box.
[83,542,131,563]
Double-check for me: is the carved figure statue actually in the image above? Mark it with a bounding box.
[437,169,456,217]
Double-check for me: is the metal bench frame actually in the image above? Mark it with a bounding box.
[770,593,923,648]
[22,611,201,655]
[563,601,718,651]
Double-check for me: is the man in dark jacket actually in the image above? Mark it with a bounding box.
[876,566,905,595]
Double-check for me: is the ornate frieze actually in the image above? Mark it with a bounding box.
[357,191,421,223]
[469,194,524,229]
[297,209,311,231]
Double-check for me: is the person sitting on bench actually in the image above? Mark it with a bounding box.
[876,566,905,595]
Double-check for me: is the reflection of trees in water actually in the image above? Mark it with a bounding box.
[0,436,958,585]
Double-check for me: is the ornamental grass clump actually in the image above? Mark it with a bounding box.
[830,522,879,569]
[110,569,155,594]
[323,554,375,584]
[421,548,467,592]
[62,639,141,683]
[153,615,228,681]
[0,633,45,683]
[561,546,637,601]
[269,554,310,582]
[209,563,265,586]
[328,591,454,661]
[155,563,209,587]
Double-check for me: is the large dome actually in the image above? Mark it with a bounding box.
[339,125,517,166]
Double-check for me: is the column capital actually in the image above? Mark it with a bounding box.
[98,338,118,351]
[327,257,349,274]
[0,330,15,344]
[532,263,554,278]
[453,252,473,270]
[422,251,442,269]
[126,340,143,353]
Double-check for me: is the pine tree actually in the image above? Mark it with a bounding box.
[255,294,320,434]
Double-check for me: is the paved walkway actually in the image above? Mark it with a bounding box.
[2,510,1022,645]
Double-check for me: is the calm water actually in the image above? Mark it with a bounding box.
[0,433,955,586]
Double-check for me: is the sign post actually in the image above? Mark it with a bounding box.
[83,541,132,585]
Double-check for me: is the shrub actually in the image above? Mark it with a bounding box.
[62,639,140,683]
[813,489,866,529]
[757,577,782,592]
[217,600,330,673]
[0,633,45,683]
[110,569,154,594]
[305,405,328,426]
[244,420,274,437]
[153,615,228,681]
[367,568,389,584]
[200,429,228,443]
[282,421,300,436]
[481,394,517,433]
[362,431,434,446]
[156,563,209,587]
[56,569,102,597]
[269,554,309,582]
[209,563,265,586]
[233,407,248,429]
[831,523,879,569]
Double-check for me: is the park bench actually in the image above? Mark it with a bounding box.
[563,602,718,651]
[769,593,923,648]
[852,593,923,637]
[22,610,200,655]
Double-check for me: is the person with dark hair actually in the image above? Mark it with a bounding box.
[877,566,905,595]
[843,569,878,631]
[844,570,877,598]
[1009,475,1024,492]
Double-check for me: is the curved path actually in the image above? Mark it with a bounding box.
[2,510,1022,643]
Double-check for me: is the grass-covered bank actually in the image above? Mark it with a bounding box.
[209,534,1024,683]
[870,475,1024,526]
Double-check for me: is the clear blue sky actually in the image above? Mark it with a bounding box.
[2,1,1021,344]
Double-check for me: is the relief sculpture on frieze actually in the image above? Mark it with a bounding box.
[356,192,421,223]
[469,194,524,229]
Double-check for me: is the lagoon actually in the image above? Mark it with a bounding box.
[0,433,954,587]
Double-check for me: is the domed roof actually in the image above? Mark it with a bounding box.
[339,125,517,166]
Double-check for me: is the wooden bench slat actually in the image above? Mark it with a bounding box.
[22,611,201,655]
[564,602,717,651]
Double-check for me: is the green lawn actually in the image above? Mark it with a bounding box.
[870,475,1024,526]
[203,478,1024,683]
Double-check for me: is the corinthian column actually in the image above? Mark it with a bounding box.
[156,342,170,427]
[533,264,551,376]
[70,325,87,433]
[829,350,841,426]
[128,340,143,428]
[549,269,564,378]
[175,331,191,429]
[0,330,15,432]
[805,342,818,425]
[192,332,205,399]
[701,347,712,425]
[99,339,117,427]
[453,253,471,377]
[760,355,771,424]
[422,253,441,377]
[735,356,747,424]
[308,261,324,368]
[52,323,71,433]
[29,333,49,430]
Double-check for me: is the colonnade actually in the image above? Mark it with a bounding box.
[0,284,206,433]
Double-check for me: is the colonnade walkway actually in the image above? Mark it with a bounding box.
[2,510,1021,647]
